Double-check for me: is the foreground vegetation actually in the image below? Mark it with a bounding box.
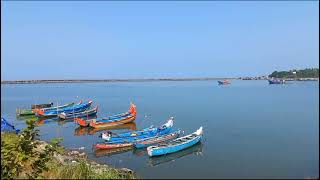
[269,68,319,78]
[1,120,137,179]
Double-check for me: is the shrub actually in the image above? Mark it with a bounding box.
[1,119,63,179]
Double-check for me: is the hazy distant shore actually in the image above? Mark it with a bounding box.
[1,78,239,84]
[2,77,318,84]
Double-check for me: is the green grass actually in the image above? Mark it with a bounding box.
[44,160,137,179]
[1,132,20,145]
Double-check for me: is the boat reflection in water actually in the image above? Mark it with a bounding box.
[16,115,38,121]
[147,142,203,167]
[16,115,55,126]
[74,122,137,136]
[132,148,147,157]
[17,115,97,127]
[57,116,97,126]
[94,146,133,157]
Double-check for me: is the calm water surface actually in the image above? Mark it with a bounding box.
[1,80,319,178]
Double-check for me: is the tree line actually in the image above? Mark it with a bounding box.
[269,68,319,78]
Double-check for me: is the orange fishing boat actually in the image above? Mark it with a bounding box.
[74,122,137,136]
[75,103,137,128]
[94,142,133,150]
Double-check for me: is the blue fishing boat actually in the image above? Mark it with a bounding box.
[36,101,77,112]
[1,118,20,134]
[100,118,174,142]
[147,126,203,157]
[148,142,203,167]
[35,101,93,118]
[58,106,98,119]
[268,79,285,84]
[134,130,181,149]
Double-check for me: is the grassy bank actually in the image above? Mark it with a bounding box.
[1,122,137,179]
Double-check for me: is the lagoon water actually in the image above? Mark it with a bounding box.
[1,80,319,178]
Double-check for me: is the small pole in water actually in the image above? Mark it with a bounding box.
[73,104,75,119]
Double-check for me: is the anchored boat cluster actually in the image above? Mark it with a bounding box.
[5,100,204,158]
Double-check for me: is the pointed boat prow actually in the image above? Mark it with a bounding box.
[195,126,203,136]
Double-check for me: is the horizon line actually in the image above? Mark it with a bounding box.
[1,77,250,84]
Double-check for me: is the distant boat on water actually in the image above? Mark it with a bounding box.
[218,80,231,85]
[268,79,286,84]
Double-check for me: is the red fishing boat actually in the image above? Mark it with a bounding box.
[94,142,133,150]
[218,80,231,85]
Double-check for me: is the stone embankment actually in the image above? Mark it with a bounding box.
[35,140,135,177]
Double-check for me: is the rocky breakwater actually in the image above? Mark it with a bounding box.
[34,140,136,178]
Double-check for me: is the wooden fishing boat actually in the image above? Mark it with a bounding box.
[268,79,286,84]
[16,103,54,116]
[74,122,137,136]
[94,142,133,150]
[218,80,231,85]
[31,103,53,109]
[94,129,176,150]
[34,101,77,113]
[17,103,53,116]
[22,102,77,117]
[148,142,203,167]
[147,126,203,157]
[134,130,181,149]
[74,103,136,128]
[35,101,92,118]
[94,126,180,149]
[58,106,98,119]
[91,119,174,151]
[16,109,36,116]
[101,118,174,143]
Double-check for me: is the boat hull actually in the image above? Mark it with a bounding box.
[75,103,137,128]
[74,123,137,136]
[134,131,180,149]
[268,80,285,84]
[102,119,174,142]
[58,106,98,119]
[218,80,231,85]
[31,103,53,109]
[35,102,75,113]
[104,127,172,144]
[147,127,203,157]
[148,136,202,157]
[90,115,136,128]
[16,109,35,116]
[94,142,133,150]
[36,101,92,117]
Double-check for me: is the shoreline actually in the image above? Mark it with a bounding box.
[1,77,319,85]
[1,78,239,84]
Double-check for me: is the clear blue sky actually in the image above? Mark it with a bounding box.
[1,1,319,80]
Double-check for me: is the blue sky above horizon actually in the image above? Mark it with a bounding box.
[1,1,319,80]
